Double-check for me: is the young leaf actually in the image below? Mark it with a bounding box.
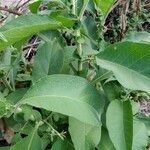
[94,0,115,17]
[32,41,64,82]
[96,42,150,93]
[69,118,101,150]
[29,0,42,14]
[98,127,115,150]
[132,120,148,150]
[10,127,42,150]
[21,75,104,125]
[106,100,133,150]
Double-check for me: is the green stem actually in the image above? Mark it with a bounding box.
[79,0,89,20]
[76,31,83,72]
[71,0,76,15]
[71,0,89,72]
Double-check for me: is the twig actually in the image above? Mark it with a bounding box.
[79,0,89,20]
[143,3,150,8]
[23,42,40,50]
[43,120,65,140]
[0,6,22,16]
[25,37,38,58]
[16,0,23,8]
[107,0,124,17]
[17,0,32,9]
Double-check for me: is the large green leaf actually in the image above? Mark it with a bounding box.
[32,41,64,82]
[69,118,101,150]
[106,100,133,150]
[0,14,76,50]
[96,42,150,93]
[98,127,115,150]
[132,120,148,150]
[10,128,42,150]
[21,75,104,125]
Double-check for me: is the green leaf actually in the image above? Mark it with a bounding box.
[0,15,59,50]
[21,75,104,125]
[94,0,115,16]
[96,42,150,93]
[32,41,64,82]
[131,101,140,115]
[10,127,42,150]
[83,16,98,40]
[82,16,98,49]
[0,101,7,118]
[39,30,66,47]
[124,32,150,43]
[138,117,150,136]
[50,12,78,28]
[46,0,66,10]
[51,138,74,150]
[106,100,133,150]
[0,147,10,150]
[132,120,148,150]
[7,88,28,104]
[74,0,89,17]
[103,81,123,102]
[0,14,76,50]
[98,127,115,150]
[0,32,8,42]
[61,46,76,73]
[69,118,101,150]
[29,0,42,14]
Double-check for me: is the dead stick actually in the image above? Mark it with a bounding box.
[17,0,32,9]
[0,6,22,16]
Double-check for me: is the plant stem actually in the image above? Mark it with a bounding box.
[17,0,31,9]
[76,30,82,57]
[79,0,89,20]
[76,30,83,72]
[71,0,76,15]
[71,1,89,72]
[78,1,89,72]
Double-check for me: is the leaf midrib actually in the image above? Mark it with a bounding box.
[27,128,37,150]
[22,95,100,122]
[1,22,62,37]
[122,102,127,150]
